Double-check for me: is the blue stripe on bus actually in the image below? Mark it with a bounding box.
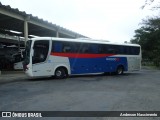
[69,57,128,74]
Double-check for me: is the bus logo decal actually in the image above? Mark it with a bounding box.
[106,58,120,61]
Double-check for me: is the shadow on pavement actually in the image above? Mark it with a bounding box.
[0,71,141,85]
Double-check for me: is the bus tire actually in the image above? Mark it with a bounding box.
[55,67,67,79]
[116,66,124,75]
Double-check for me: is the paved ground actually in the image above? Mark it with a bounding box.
[0,68,160,120]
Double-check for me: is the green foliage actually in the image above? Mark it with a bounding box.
[131,17,160,67]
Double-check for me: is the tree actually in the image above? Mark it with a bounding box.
[141,0,155,9]
[142,0,160,10]
[131,17,160,67]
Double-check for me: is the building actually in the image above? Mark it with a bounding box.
[0,2,88,70]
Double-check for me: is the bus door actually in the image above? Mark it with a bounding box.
[32,40,51,76]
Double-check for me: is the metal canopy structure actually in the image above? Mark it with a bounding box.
[0,2,87,45]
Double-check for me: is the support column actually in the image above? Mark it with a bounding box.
[56,27,60,38]
[56,31,59,38]
[24,16,30,46]
[24,20,28,46]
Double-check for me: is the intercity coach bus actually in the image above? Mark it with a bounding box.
[23,37,141,78]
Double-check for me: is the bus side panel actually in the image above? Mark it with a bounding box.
[69,56,128,74]
[49,55,71,75]
[127,56,141,71]
[69,57,108,74]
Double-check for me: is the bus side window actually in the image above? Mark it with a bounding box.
[119,46,124,54]
[89,44,98,53]
[131,47,140,55]
[98,45,106,53]
[62,42,71,53]
[70,42,80,53]
[129,47,134,55]
[80,43,89,53]
[63,46,71,52]
[72,43,81,53]
[123,46,130,55]
[52,42,62,52]
[107,45,116,54]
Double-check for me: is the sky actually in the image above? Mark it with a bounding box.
[0,0,159,43]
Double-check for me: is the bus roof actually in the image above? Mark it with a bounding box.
[31,37,140,47]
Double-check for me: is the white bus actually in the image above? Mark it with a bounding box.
[23,37,141,78]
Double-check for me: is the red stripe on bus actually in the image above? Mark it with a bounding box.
[50,52,115,58]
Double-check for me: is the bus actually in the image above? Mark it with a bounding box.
[23,37,141,78]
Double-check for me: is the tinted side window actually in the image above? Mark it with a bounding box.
[106,45,118,54]
[89,44,98,53]
[98,44,106,53]
[62,42,71,53]
[120,46,140,55]
[52,41,62,52]
[131,46,140,55]
[71,42,81,53]
[52,41,82,53]
[52,41,140,55]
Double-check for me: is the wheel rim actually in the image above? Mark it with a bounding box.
[56,70,62,77]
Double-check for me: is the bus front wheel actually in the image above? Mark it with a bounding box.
[55,67,67,79]
[116,66,124,75]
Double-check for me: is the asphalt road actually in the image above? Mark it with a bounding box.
[0,68,160,120]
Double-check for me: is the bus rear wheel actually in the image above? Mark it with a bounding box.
[55,67,67,79]
[116,66,124,75]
